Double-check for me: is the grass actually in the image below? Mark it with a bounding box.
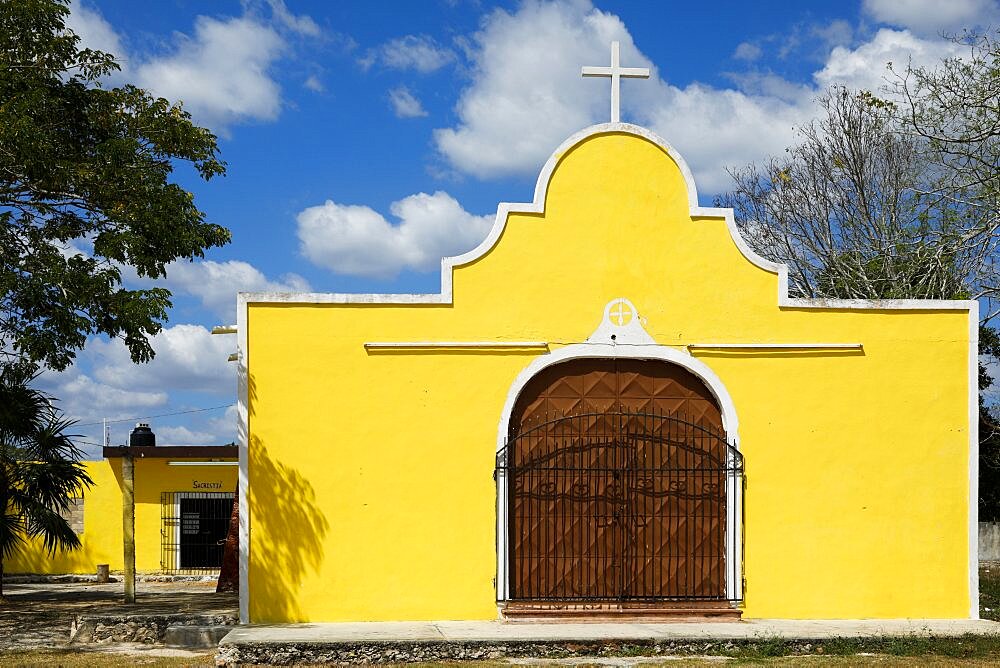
[0,649,213,667]
[980,562,1000,621]
[5,638,1000,667]
[730,634,1000,660]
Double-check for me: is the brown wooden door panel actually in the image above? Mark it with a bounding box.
[508,358,728,602]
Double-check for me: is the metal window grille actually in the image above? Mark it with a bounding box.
[496,409,744,606]
[160,491,234,573]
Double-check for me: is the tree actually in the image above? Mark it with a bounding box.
[717,84,1000,519]
[981,328,1000,522]
[717,87,975,302]
[0,362,92,600]
[891,32,1000,319]
[889,34,1000,519]
[1,0,229,372]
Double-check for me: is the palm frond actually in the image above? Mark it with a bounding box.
[0,362,92,560]
[0,511,28,560]
[21,501,81,553]
[16,460,92,511]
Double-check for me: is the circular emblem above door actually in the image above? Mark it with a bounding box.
[586,298,655,345]
[609,299,634,326]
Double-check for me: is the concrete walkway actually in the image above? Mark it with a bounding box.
[222,618,1000,644]
[216,618,1000,664]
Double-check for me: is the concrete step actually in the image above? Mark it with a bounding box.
[502,600,743,622]
[163,624,233,649]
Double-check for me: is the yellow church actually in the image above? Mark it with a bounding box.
[236,45,978,624]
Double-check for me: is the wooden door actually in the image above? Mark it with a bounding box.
[506,358,729,602]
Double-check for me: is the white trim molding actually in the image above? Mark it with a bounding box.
[236,295,249,624]
[166,461,239,467]
[235,123,981,621]
[235,122,977,314]
[687,343,863,351]
[969,300,981,619]
[363,341,549,350]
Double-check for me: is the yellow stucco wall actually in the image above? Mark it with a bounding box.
[246,130,974,622]
[7,457,237,574]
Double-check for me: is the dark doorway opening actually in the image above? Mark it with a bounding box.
[161,492,234,572]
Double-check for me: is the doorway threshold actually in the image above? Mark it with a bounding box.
[501,600,742,622]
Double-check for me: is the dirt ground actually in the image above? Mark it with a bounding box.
[0,579,236,652]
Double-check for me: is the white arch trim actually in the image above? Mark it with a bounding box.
[493,342,744,604]
[495,343,741,452]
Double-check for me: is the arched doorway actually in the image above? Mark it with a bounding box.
[496,357,743,613]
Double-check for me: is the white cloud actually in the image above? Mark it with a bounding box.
[163,260,310,322]
[266,0,321,37]
[87,324,234,396]
[812,20,855,52]
[304,74,325,92]
[297,191,492,279]
[134,16,284,131]
[156,424,218,446]
[641,85,813,193]
[863,0,1000,36]
[36,364,169,457]
[37,329,239,455]
[120,257,309,322]
[432,0,813,192]
[434,0,631,180]
[363,34,455,72]
[205,404,239,442]
[733,42,762,61]
[815,28,963,93]
[66,1,126,63]
[432,0,979,194]
[984,356,1000,406]
[388,86,428,118]
[67,3,289,133]
[47,369,167,413]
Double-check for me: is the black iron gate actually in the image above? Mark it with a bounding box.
[161,492,234,573]
[496,410,743,604]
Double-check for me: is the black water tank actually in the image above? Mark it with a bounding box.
[129,422,155,447]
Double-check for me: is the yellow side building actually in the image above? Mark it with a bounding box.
[8,446,237,575]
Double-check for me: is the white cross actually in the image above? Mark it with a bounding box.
[582,41,650,123]
[609,301,633,326]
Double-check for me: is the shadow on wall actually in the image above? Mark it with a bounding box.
[249,434,329,623]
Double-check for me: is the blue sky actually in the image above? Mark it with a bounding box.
[46,0,1000,455]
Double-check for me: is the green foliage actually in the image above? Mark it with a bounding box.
[0,0,229,371]
[743,636,791,658]
[981,563,1000,621]
[0,362,92,595]
[981,326,1000,521]
[719,81,1000,521]
[815,247,969,301]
